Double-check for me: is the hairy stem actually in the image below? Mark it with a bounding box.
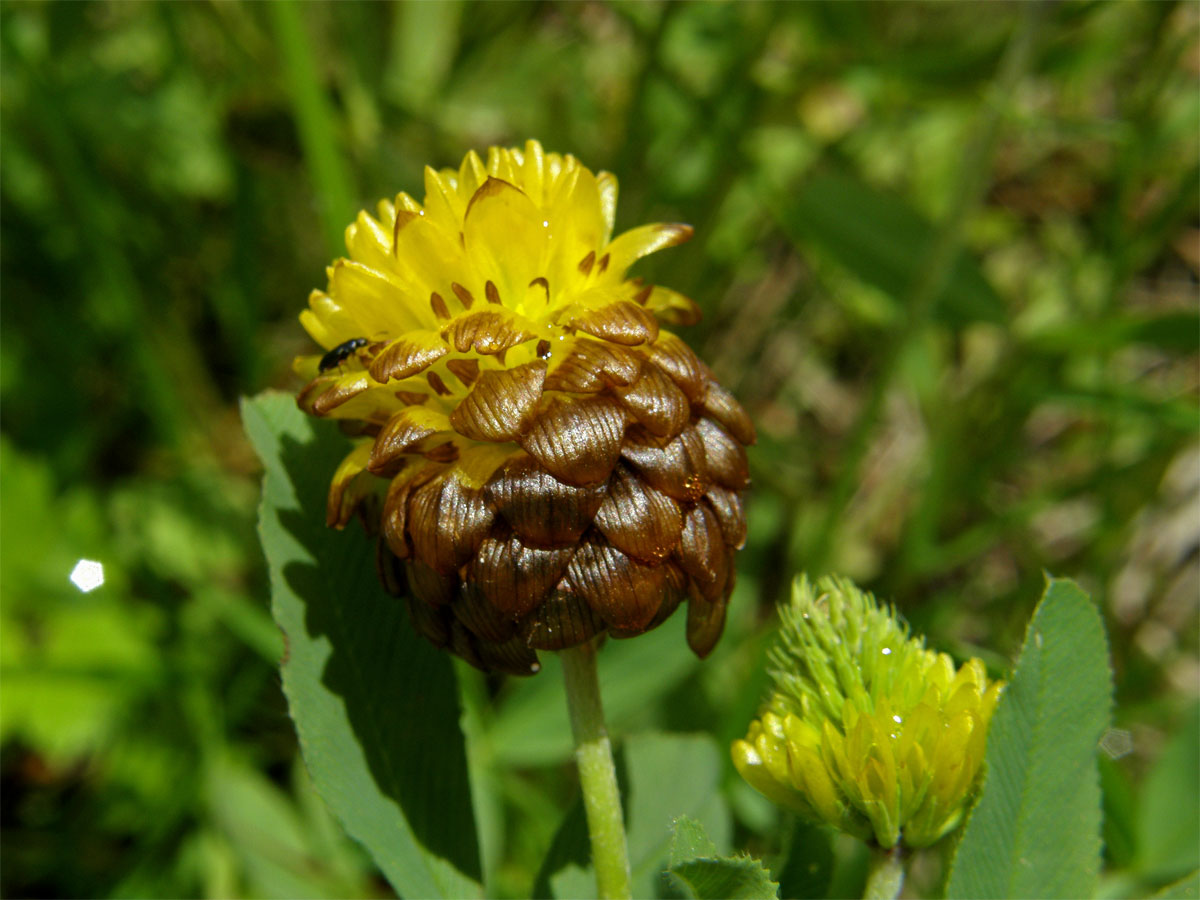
[560,641,632,900]
[864,845,904,900]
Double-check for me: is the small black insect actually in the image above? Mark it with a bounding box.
[319,337,369,372]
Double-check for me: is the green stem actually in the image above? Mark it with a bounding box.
[863,845,904,900]
[560,641,632,900]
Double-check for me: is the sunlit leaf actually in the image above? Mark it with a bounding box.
[243,391,482,899]
[946,577,1112,899]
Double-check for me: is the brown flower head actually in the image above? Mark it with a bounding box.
[295,140,754,674]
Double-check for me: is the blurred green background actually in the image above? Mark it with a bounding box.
[2,1,1197,897]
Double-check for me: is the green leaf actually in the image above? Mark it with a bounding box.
[1027,311,1200,355]
[773,820,834,900]
[1138,703,1200,881]
[946,577,1112,900]
[768,171,1006,326]
[666,817,779,900]
[667,817,779,900]
[1153,870,1200,900]
[242,391,481,899]
[534,732,731,899]
[669,815,720,864]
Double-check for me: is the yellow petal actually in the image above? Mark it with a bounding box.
[344,209,394,274]
[326,441,375,528]
[596,171,618,244]
[423,166,467,232]
[604,223,693,278]
[463,178,549,308]
[329,260,425,336]
[642,284,702,325]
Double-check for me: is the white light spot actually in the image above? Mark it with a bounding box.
[893,715,903,724]
[1100,728,1134,760]
[542,220,549,228]
[69,559,105,593]
[881,647,892,655]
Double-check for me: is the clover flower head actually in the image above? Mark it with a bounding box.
[732,575,1003,849]
[295,140,754,675]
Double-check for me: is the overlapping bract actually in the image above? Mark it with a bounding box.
[295,140,754,675]
[732,576,1003,849]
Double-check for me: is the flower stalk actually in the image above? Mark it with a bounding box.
[560,640,631,900]
[864,845,904,900]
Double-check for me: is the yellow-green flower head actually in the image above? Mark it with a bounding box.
[732,576,1003,849]
[294,140,755,675]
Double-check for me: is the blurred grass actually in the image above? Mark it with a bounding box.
[1,2,1196,897]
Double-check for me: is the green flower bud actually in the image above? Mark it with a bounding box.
[732,575,1003,849]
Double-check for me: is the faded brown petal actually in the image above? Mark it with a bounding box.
[676,502,730,601]
[701,380,756,446]
[376,538,405,597]
[408,596,452,649]
[519,395,628,486]
[446,358,480,387]
[521,583,606,650]
[594,462,683,563]
[449,620,484,670]
[305,376,370,416]
[452,581,519,643]
[485,454,605,547]
[467,531,573,618]
[620,425,710,501]
[570,300,659,346]
[449,361,546,442]
[543,338,642,393]
[646,562,688,631]
[405,558,456,607]
[613,363,691,438]
[695,417,750,490]
[326,445,374,528]
[685,590,727,658]
[368,407,451,476]
[442,309,538,355]
[394,390,430,406]
[407,474,494,574]
[704,485,748,550]
[380,462,439,559]
[567,533,666,633]
[476,635,541,676]
[368,331,449,383]
[645,333,706,401]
